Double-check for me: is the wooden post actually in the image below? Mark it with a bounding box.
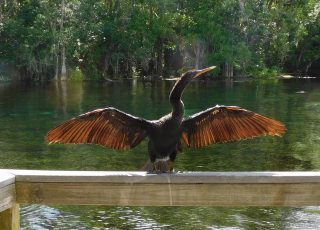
[0,172,18,230]
[0,205,20,230]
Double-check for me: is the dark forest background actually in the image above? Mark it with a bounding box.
[0,0,319,81]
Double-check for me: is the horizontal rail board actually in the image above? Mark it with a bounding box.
[15,181,320,206]
[1,170,320,206]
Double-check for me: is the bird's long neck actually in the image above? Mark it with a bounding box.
[169,75,191,118]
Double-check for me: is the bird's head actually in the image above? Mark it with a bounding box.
[170,66,217,107]
[181,66,216,80]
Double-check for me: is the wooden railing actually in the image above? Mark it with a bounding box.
[1,170,320,229]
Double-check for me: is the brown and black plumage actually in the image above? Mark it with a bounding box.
[47,66,286,173]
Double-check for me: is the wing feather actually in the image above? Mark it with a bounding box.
[46,107,148,150]
[182,105,286,148]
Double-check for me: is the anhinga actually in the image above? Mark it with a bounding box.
[47,66,286,173]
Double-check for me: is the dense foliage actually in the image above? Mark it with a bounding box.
[0,0,319,80]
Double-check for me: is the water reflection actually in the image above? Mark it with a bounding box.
[50,81,84,118]
[1,78,320,229]
[20,205,320,229]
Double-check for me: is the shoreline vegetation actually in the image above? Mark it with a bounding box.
[0,65,312,83]
[0,1,319,81]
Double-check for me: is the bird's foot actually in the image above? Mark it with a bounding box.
[152,162,161,174]
[154,161,171,174]
[143,160,173,174]
[168,160,175,173]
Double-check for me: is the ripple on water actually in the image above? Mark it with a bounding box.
[19,205,320,229]
[285,207,320,229]
[21,205,90,230]
[21,205,171,230]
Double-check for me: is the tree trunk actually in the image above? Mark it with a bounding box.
[54,51,59,81]
[194,40,205,69]
[103,54,111,78]
[113,57,119,79]
[155,37,163,76]
[60,46,67,80]
[223,62,234,78]
[238,0,249,43]
[59,0,67,81]
[164,43,183,78]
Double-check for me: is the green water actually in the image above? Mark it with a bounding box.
[1,78,320,229]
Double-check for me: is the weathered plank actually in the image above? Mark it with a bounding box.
[2,170,318,206]
[15,181,320,206]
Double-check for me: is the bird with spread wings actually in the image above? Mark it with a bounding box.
[47,66,286,173]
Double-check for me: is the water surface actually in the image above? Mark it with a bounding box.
[1,78,320,229]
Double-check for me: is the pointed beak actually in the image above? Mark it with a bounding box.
[194,66,216,78]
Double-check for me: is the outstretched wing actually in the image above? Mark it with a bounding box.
[46,107,148,150]
[181,105,286,148]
